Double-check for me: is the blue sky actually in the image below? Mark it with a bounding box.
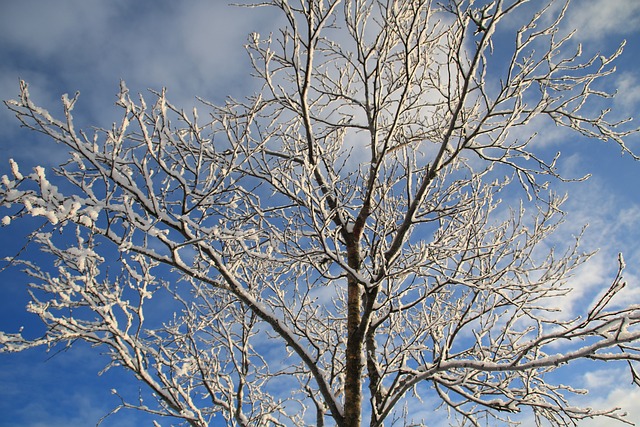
[1,0,640,426]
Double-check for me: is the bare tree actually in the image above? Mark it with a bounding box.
[1,0,639,426]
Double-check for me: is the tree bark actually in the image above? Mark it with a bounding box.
[344,232,364,427]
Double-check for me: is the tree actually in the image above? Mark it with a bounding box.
[1,0,640,425]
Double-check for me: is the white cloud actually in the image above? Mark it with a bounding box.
[555,175,640,317]
[0,0,280,169]
[0,0,274,104]
[614,73,640,110]
[0,0,123,60]
[566,0,640,42]
[576,366,640,426]
[583,367,621,389]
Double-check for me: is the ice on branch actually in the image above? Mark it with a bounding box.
[9,159,23,180]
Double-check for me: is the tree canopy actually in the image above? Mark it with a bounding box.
[1,1,640,426]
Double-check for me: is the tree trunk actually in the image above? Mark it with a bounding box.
[344,234,363,427]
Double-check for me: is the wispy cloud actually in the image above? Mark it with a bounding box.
[543,155,640,317]
[613,73,640,110]
[577,366,640,426]
[0,0,280,169]
[0,1,277,123]
[0,343,156,427]
[566,0,640,42]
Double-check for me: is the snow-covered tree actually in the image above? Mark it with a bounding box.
[1,0,640,426]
